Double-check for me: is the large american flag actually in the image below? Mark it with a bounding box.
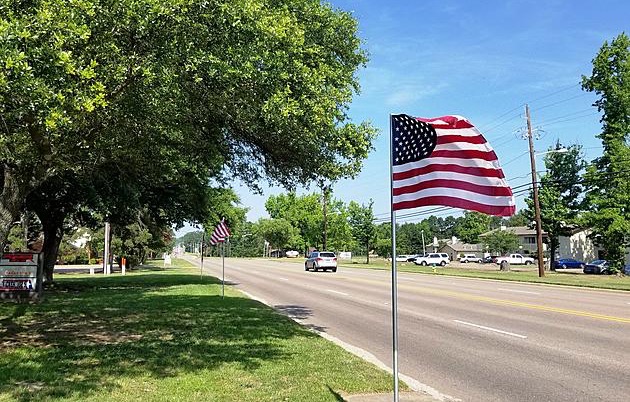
[210,219,231,245]
[391,114,515,216]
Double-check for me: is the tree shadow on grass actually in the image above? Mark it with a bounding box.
[0,275,318,401]
[274,304,313,320]
[274,304,328,333]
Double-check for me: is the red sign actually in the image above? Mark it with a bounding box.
[2,252,37,263]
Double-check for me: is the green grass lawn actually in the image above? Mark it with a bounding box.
[335,259,630,291]
[0,259,397,402]
[241,256,630,291]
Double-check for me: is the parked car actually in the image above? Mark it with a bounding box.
[285,250,299,258]
[305,251,337,272]
[624,264,630,275]
[481,256,495,264]
[406,254,422,262]
[395,255,411,262]
[494,254,535,265]
[459,254,482,263]
[583,260,611,275]
[413,253,449,266]
[553,258,585,270]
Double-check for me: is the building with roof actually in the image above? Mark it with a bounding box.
[479,226,548,255]
[438,236,483,261]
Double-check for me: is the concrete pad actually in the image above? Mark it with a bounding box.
[344,391,438,401]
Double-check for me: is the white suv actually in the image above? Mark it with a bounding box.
[413,253,449,266]
[305,251,337,272]
[459,254,482,263]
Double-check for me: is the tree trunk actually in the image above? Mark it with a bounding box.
[30,191,66,285]
[0,166,28,248]
[549,238,559,271]
[40,216,64,284]
[366,240,370,264]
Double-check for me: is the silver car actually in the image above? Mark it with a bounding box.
[305,251,337,272]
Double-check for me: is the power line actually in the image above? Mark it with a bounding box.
[538,112,600,128]
[535,108,596,125]
[531,93,590,112]
[525,83,581,104]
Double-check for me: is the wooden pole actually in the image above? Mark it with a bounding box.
[526,104,546,277]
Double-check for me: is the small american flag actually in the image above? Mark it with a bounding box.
[391,114,515,216]
[210,219,231,245]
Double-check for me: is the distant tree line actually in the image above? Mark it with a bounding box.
[177,192,530,262]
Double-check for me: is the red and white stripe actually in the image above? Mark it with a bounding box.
[392,115,515,216]
[210,219,230,245]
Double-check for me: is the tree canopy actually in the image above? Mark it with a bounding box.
[347,200,375,263]
[581,32,630,271]
[524,142,586,268]
[481,230,520,256]
[0,0,377,278]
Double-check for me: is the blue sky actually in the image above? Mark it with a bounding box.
[180,1,629,235]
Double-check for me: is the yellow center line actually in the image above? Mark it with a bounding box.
[344,276,630,324]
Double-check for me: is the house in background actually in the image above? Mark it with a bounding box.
[479,226,549,255]
[473,225,629,264]
[439,236,482,261]
[556,228,630,265]
[557,228,600,262]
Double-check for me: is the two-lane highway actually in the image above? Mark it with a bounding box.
[189,256,630,401]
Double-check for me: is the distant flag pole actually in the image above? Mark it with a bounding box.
[221,241,225,298]
[200,231,205,280]
[389,113,515,402]
[210,219,231,298]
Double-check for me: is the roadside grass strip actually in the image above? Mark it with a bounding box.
[332,260,630,292]
[0,259,396,401]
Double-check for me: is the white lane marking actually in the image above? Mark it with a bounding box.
[453,320,527,339]
[497,288,540,295]
[278,277,289,281]
[326,289,349,296]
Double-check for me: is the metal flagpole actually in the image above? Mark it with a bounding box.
[200,232,204,279]
[389,114,400,402]
[103,222,111,275]
[221,241,225,298]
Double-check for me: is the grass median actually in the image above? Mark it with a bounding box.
[0,259,397,402]
[335,259,630,291]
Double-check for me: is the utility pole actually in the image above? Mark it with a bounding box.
[421,230,426,256]
[322,183,329,250]
[526,104,545,277]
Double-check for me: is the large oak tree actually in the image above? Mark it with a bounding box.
[1,1,377,259]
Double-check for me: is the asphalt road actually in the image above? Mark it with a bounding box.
[188,256,630,402]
